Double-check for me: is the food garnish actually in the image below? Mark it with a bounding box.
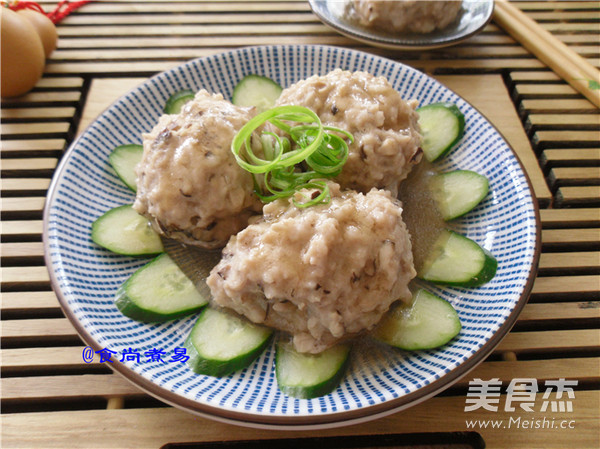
[231,105,353,207]
[89,72,498,399]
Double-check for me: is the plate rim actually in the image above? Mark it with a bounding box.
[308,0,495,51]
[43,44,541,429]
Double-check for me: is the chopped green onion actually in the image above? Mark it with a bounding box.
[231,105,353,206]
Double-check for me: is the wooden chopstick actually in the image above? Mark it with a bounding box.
[493,0,600,108]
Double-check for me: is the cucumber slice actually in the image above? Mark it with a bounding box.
[418,229,497,287]
[373,289,461,351]
[91,204,164,256]
[417,102,465,162]
[276,341,350,399]
[429,170,489,221]
[232,74,283,112]
[115,253,208,322]
[184,307,272,377]
[108,144,143,192]
[164,89,195,114]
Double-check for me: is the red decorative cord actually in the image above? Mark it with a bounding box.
[47,0,91,24]
[4,1,45,14]
[4,0,92,24]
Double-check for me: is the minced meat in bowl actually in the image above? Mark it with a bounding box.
[208,183,416,354]
[134,90,262,249]
[44,45,539,428]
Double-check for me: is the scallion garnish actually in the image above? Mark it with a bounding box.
[231,105,353,207]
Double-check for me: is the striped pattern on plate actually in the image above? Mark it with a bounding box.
[44,45,539,428]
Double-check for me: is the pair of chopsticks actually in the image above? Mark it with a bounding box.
[493,0,600,108]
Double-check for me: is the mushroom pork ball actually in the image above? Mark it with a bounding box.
[352,0,462,35]
[275,69,422,196]
[133,90,262,249]
[206,183,417,354]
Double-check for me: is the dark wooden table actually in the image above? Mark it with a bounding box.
[2,1,599,448]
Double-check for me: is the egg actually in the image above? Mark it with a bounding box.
[18,8,58,57]
[1,7,46,98]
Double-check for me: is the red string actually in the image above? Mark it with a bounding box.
[5,0,92,24]
[6,1,45,14]
[47,0,92,24]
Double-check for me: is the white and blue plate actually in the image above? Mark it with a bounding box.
[44,45,539,429]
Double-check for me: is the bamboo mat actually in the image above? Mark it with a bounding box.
[1,1,599,448]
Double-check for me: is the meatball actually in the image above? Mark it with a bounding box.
[352,0,463,35]
[207,183,416,354]
[275,69,422,196]
[133,90,262,249]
